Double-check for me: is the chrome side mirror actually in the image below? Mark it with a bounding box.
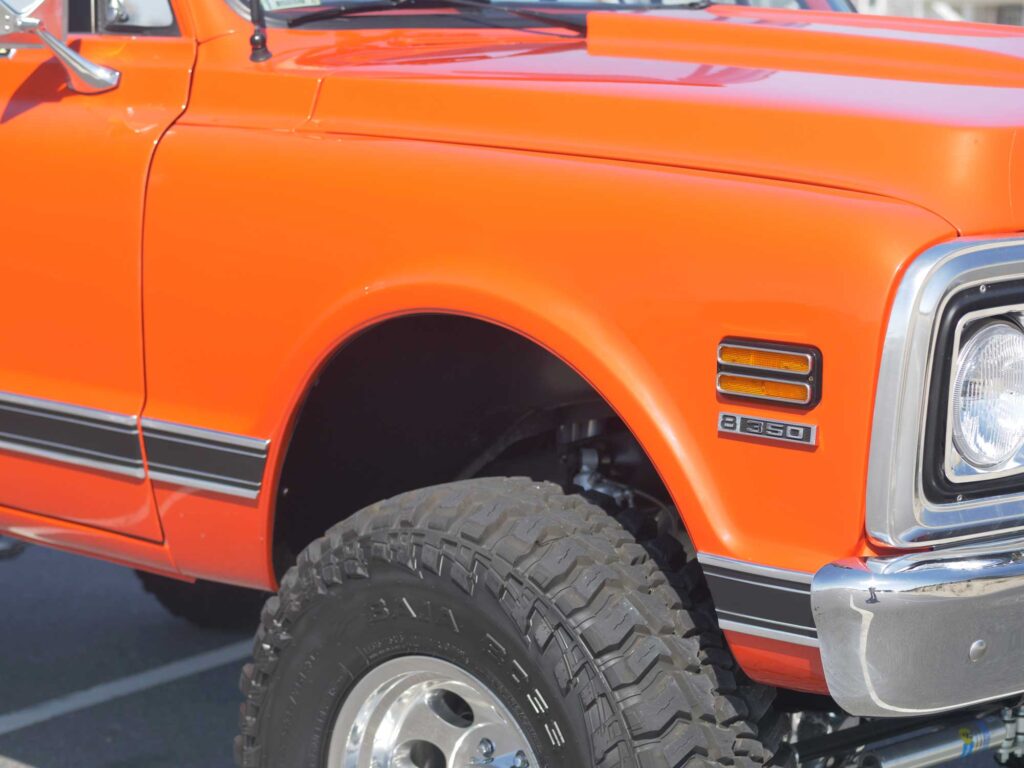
[0,0,120,94]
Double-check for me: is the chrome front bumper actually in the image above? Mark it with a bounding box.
[812,536,1024,718]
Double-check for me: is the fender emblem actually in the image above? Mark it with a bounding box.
[718,412,817,446]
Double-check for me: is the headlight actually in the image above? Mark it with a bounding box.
[951,320,1024,468]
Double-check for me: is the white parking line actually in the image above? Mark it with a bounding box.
[0,640,252,738]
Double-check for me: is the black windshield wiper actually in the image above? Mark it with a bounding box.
[285,0,427,25]
[284,0,587,33]
[665,0,711,7]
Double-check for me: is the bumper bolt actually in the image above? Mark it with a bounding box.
[970,639,988,662]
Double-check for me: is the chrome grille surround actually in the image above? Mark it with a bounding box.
[867,236,1024,547]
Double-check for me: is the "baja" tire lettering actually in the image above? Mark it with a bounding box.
[365,596,459,632]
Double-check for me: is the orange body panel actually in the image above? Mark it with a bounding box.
[0,36,193,414]
[0,34,194,539]
[0,500,177,574]
[142,124,950,577]
[4,0,1024,694]
[725,632,829,696]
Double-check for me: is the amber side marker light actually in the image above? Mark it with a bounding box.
[717,339,822,407]
[718,345,812,374]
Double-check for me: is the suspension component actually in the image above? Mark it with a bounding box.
[572,447,635,508]
[858,713,1014,768]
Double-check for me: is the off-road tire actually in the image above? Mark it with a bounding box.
[136,570,268,630]
[235,478,791,767]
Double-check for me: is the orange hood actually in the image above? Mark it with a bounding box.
[208,6,1024,232]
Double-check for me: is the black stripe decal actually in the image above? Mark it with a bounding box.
[0,392,269,498]
[0,392,143,477]
[142,419,269,499]
[698,554,818,646]
[704,571,815,629]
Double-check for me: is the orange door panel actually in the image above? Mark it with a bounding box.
[0,34,194,540]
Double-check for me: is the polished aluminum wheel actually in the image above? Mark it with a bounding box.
[326,656,539,768]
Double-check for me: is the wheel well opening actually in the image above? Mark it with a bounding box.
[273,314,679,574]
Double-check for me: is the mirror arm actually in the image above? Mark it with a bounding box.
[34,28,120,93]
[0,0,120,94]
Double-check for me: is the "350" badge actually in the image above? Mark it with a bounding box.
[718,412,817,446]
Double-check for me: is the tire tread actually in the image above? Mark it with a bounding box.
[236,478,789,767]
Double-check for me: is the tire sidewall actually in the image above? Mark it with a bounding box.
[258,546,610,768]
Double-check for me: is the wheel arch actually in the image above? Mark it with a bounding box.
[260,281,718,579]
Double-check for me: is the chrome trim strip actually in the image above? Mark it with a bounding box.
[717,619,821,648]
[717,609,818,633]
[715,372,812,405]
[0,390,138,427]
[813,535,1024,716]
[0,391,144,479]
[697,553,814,585]
[867,237,1024,547]
[0,438,144,479]
[141,418,269,500]
[141,418,270,452]
[146,469,261,500]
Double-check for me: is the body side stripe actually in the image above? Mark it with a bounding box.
[0,390,270,499]
[697,552,818,647]
[0,392,143,478]
[141,418,269,499]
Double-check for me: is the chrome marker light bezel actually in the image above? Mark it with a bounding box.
[715,338,822,407]
[867,237,1024,548]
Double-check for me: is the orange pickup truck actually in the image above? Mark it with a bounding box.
[3,0,1024,762]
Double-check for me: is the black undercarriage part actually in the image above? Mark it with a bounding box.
[0,535,26,561]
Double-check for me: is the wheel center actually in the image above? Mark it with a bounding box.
[325,656,538,768]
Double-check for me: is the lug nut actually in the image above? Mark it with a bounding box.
[513,750,530,767]
[478,738,495,758]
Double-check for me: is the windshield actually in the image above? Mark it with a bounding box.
[236,0,854,30]
[265,0,847,7]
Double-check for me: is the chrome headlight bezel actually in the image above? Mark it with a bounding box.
[922,285,1024,505]
[945,314,1024,478]
[866,238,1024,549]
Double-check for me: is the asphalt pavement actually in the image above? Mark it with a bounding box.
[0,545,251,768]
[0,543,1001,767]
